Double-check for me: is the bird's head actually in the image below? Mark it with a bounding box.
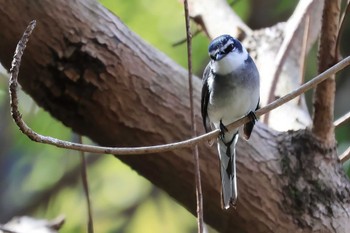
[208,34,244,61]
[208,35,248,74]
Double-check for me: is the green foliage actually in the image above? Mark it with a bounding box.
[230,0,251,21]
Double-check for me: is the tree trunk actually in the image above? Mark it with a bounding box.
[0,0,349,232]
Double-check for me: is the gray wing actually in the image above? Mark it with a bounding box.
[201,64,212,132]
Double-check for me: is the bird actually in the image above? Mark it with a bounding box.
[201,34,260,209]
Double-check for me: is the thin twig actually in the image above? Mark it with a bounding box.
[9,20,37,124]
[334,111,350,127]
[172,29,201,47]
[8,21,350,156]
[78,135,94,233]
[183,0,204,232]
[297,15,310,106]
[340,146,350,163]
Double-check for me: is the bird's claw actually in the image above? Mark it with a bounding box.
[219,120,228,141]
[243,111,258,140]
[247,111,257,121]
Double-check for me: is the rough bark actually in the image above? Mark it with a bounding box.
[0,0,349,232]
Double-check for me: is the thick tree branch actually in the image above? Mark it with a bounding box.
[187,0,252,39]
[312,0,340,143]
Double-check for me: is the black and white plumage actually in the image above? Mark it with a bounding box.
[201,35,260,209]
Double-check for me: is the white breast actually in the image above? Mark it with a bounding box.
[212,48,248,75]
[207,61,259,130]
[208,85,258,128]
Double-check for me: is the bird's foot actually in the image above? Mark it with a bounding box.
[243,111,258,140]
[247,111,257,121]
[219,120,228,141]
[229,199,237,209]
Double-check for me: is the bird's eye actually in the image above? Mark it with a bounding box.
[224,44,235,53]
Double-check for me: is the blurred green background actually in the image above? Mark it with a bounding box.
[0,0,350,232]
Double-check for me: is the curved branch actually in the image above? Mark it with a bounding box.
[9,26,350,155]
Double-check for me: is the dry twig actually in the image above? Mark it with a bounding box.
[184,0,204,233]
[339,146,350,163]
[172,29,201,47]
[8,21,350,157]
[77,135,94,233]
[297,15,310,106]
[183,0,204,231]
[334,111,350,127]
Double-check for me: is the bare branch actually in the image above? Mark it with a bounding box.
[172,29,201,47]
[77,135,94,233]
[340,146,350,163]
[183,0,204,231]
[8,20,350,156]
[312,0,340,143]
[297,15,310,106]
[334,111,350,127]
[9,20,36,130]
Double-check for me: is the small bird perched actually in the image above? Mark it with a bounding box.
[201,35,260,209]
